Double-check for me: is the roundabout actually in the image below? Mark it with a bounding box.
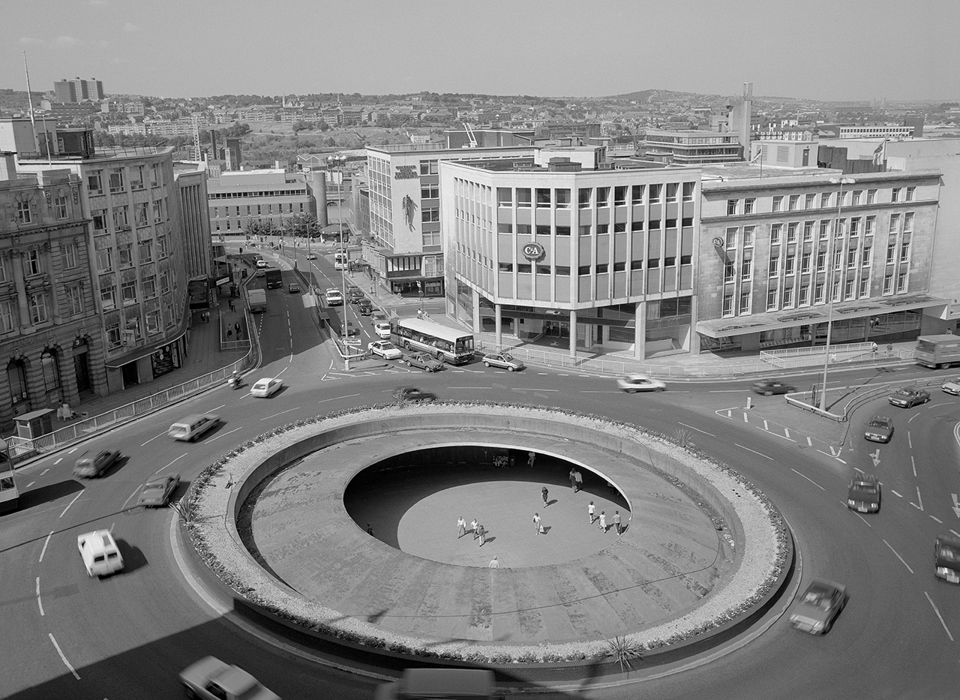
[185,403,790,665]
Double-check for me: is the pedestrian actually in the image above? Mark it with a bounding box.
[613,511,622,535]
[871,341,878,355]
[471,518,479,539]
[574,470,583,493]
[367,523,374,536]
[527,451,536,468]
[488,556,500,568]
[235,321,240,334]
[477,523,486,546]
[541,485,549,507]
[229,299,235,312]
[588,501,596,524]
[533,512,542,535]
[457,516,466,538]
[569,468,577,490]
[598,511,606,532]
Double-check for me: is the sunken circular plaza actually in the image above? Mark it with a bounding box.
[186,404,789,663]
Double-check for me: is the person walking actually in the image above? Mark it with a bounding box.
[477,523,486,546]
[569,468,577,490]
[527,451,536,468]
[613,511,622,535]
[457,516,466,538]
[533,512,542,535]
[574,470,583,493]
[541,485,549,507]
[588,501,596,524]
[598,511,607,532]
[366,523,375,536]
[471,518,479,539]
[488,556,500,568]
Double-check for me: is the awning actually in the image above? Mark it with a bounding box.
[697,293,950,339]
[103,327,187,369]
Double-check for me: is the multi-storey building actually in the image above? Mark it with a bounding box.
[53,78,104,104]
[17,131,191,394]
[696,165,944,352]
[0,154,101,430]
[206,169,311,234]
[641,129,743,165]
[819,124,915,140]
[441,155,700,359]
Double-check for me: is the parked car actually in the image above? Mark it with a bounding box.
[369,340,402,360]
[250,377,283,398]
[404,352,444,372]
[374,321,392,339]
[847,474,881,513]
[394,386,438,402]
[941,377,960,395]
[752,379,796,395]
[863,415,894,443]
[288,281,301,294]
[77,529,124,577]
[616,374,666,392]
[788,579,846,635]
[483,352,525,372]
[888,387,931,408]
[73,449,121,478]
[935,535,960,584]
[137,473,180,507]
[179,656,280,700]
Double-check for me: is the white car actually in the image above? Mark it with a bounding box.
[616,374,667,392]
[368,340,402,360]
[250,377,283,398]
[305,252,317,260]
[77,530,124,578]
[325,288,343,306]
[255,259,268,269]
[374,321,391,339]
[942,377,960,395]
[180,656,280,700]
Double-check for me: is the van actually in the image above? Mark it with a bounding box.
[77,529,124,577]
[375,321,392,339]
[168,413,220,442]
[375,669,495,700]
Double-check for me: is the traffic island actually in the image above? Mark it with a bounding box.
[183,404,791,672]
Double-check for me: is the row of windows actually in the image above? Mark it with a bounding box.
[496,183,696,208]
[496,219,694,236]
[99,271,171,312]
[0,283,87,332]
[726,186,916,215]
[0,243,80,281]
[723,211,914,250]
[209,189,307,200]
[494,258,693,275]
[13,194,72,225]
[212,202,305,217]
[94,237,168,272]
[92,200,166,231]
[87,163,162,194]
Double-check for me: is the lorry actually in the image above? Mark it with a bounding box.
[248,288,267,313]
[915,334,960,369]
[264,268,282,289]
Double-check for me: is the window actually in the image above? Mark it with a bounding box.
[820,192,831,208]
[106,324,121,349]
[788,194,800,211]
[113,206,129,230]
[850,217,861,237]
[785,251,796,275]
[55,195,68,219]
[157,235,168,258]
[96,247,113,272]
[496,188,512,207]
[862,241,872,266]
[722,291,734,317]
[108,170,124,193]
[422,230,441,246]
[596,187,610,207]
[41,350,60,391]
[852,190,862,205]
[739,288,751,314]
[803,221,814,242]
[805,193,816,209]
[142,275,157,299]
[665,183,678,203]
[535,188,551,208]
[801,251,811,273]
[615,186,628,206]
[744,198,756,214]
[632,184,645,204]
[556,189,571,208]
[118,243,133,268]
[727,199,739,215]
[16,199,31,224]
[740,251,753,279]
[865,216,876,236]
[847,249,857,268]
[897,271,908,293]
[859,278,869,297]
[883,272,893,294]
[0,299,15,333]
[150,163,160,187]
[900,238,910,263]
[743,226,755,247]
[121,280,137,304]
[24,249,43,276]
[517,189,531,208]
[536,225,550,236]
[782,285,794,307]
[421,207,439,222]
[419,160,438,175]
[137,202,149,227]
[648,183,662,202]
[159,270,170,294]
[787,222,798,243]
[771,224,782,245]
[867,189,877,204]
[93,209,107,231]
[146,310,161,334]
[903,212,914,233]
[724,260,736,283]
[816,249,826,270]
[420,184,439,199]
[65,283,83,315]
[578,188,592,208]
[682,182,695,202]
[138,240,153,263]
[153,200,163,223]
[556,226,570,236]
[132,165,145,190]
[725,227,737,249]
[769,255,780,277]
[891,187,901,203]
[87,171,103,194]
[63,241,79,269]
[29,292,48,324]
[906,186,916,202]
[767,288,778,310]
[889,213,901,234]
[819,220,830,240]
[799,284,810,306]
[815,280,825,303]
[772,196,784,212]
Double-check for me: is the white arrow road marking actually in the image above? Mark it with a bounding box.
[870,449,881,467]
[910,487,923,511]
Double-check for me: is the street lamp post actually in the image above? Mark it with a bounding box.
[819,176,855,411]
[327,154,349,369]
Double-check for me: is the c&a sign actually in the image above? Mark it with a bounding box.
[522,242,546,262]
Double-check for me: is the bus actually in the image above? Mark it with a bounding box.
[915,334,960,369]
[0,441,18,514]
[391,317,475,365]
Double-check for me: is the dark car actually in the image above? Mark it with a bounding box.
[864,415,894,443]
[888,387,930,408]
[288,282,301,294]
[788,579,846,635]
[394,387,438,403]
[404,352,444,372]
[752,379,796,396]
[73,449,121,478]
[935,535,960,584]
[847,474,881,513]
[137,473,181,507]
[358,299,373,316]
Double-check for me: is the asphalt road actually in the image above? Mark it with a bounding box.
[2,253,958,699]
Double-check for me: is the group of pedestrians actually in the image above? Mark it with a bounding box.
[457,516,488,546]
[587,501,624,534]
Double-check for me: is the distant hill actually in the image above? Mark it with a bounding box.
[606,88,724,103]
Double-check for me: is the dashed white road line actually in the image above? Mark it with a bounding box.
[791,468,825,490]
[59,491,83,519]
[36,577,44,616]
[911,455,917,478]
[318,393,360,403]
[930,515,943,524]
[910,487,924,511]
[39,531,54,563]
[48,633,80,680]
[26,481,35,488]
[41,468,50,476]
[205,427,243,443]
[155,453,186,475]
[141,432,167,447]
[259,407,301,421]
[891,489,904,498]
[882,539,914,574]
[925,591,954,642]
[677,422,715,437]
[735,444,773,460]
[52,459,62,466]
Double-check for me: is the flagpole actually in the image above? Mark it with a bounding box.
[23,52,40,157]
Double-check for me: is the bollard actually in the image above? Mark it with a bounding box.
[746,396,753,410]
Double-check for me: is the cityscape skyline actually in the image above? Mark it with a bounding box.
[2,0,958,103]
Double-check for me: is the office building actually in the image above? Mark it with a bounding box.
[641,129,743,165]
[206,169,312,235]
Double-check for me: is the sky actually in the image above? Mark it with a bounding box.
[2,0,959,103]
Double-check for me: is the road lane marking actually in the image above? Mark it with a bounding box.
[765,430,796,443]
[41,468,50,475]
[39,531,54,563]
[59,491,83,518]
[513,388,559,392]
[791,469,825,490]
[925,591,954,642]
[891,489,903,498]
[318,394,360,403]
[735,444,772,460]
[882,539,914,574]
[53,458,62,466]
[678,422,715,437]
[908,432,912,449]
[48,633,80,680]
[743,412,749,423]
[141,432,167,447]
[910,487,923,511]
[259,407,300,421]
[36,577,44,616]
[205,427,243,443]
[952,529,960,539]
[156,454,186,475]
[806,437,813,447]
[449,386,491,390]
[763,420,768,431]
[930,515,943,524]
[784,428,791,439]
[911,455,917,478]
[26,481,35,488]
[848,508,872,527]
